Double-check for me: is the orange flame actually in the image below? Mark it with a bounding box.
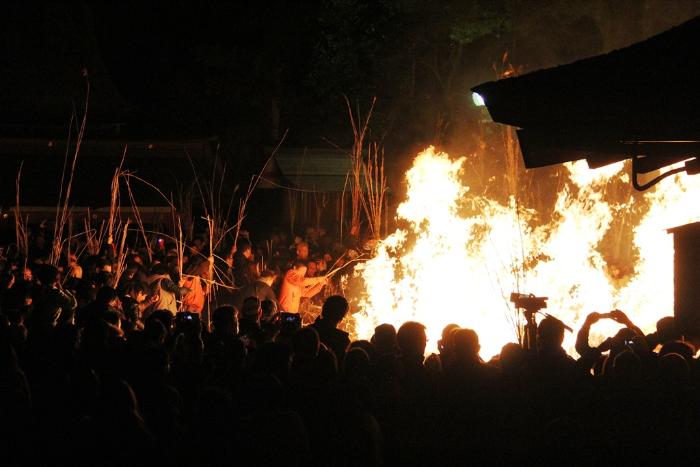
[351,147,700,358]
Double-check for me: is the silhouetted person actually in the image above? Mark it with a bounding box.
[233,269,278,311]
[76,286,118,328]
[537,316,577,382]
[371,323,397,357]
[31,264,76,329]
[204,306,245,388]
[238,296,265,350]
[260,299,280,342]
[89,379,155,466]
[645,316,681,350]
[310,295,350,362]
[233,239,255,288]
[395,321,431,395]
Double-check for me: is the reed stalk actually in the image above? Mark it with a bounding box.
[360,142,387,242]
[344,96,376,242]
[14,162,29,268]
[107,147,127,246]
[113,219,131,285]
[51,75,89,266]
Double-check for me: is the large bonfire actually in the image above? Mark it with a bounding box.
[350,147,700,358]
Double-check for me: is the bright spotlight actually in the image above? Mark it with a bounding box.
[472,92,485,107]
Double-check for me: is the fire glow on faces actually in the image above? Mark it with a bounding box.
[350,147,700,358]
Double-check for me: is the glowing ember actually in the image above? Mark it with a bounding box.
[351,147,700,358]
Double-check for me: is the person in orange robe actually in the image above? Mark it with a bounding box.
[180,257,210,314]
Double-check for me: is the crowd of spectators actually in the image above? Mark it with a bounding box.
[1,223,699,465]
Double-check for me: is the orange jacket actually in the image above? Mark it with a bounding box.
[181,275,206,313]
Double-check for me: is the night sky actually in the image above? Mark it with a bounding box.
[2,1,700,193]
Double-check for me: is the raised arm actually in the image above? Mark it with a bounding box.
[609,309,645,338]
[302,277,327,298]
[576,312,601,357]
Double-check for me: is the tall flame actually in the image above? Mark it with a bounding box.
[352,147,700,358]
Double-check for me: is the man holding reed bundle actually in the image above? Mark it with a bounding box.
[278,261,327,313]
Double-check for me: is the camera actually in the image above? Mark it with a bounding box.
[510,293,548,311]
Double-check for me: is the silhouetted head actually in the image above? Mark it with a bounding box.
[349,340,376,363]
[397,321,427,357]
[212,305,238,336]
[452,328,481,362]
[321,295,349,325]
[537,316,565,352]
[438,323,460,366]
[292,326,320,361]
[612,349,642,383]
[96,270,115,289]
[149,310,174,334]
[260,299,278,322]
[500,342,526,374]
[344,347,370,380]
[36,264,59,286]
[656,316,680,343]
[259,269,277,286]
[144,318,167,346]
[75,280,97,304]
[658,352,689,386]
[371,323,397,355]
[96,286,118,306]
[438,323,460,354]
[240,296,262,323]
[659,340,695,363]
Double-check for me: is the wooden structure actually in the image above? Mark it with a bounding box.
[669,222,700,338]
[472,16,700,190]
